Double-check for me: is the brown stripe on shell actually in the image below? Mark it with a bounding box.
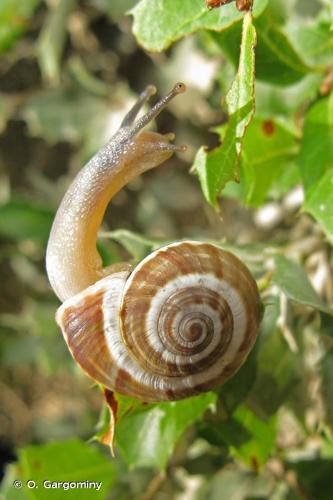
[120,242,261,389]
[57,284,118,389]
[155,288,234,376]
[120,243,223,364]
[195,243,224,279]
[193,284,260,394]
[113,368,198,402]
[112,367,157,400]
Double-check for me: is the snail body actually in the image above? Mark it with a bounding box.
[46,84,261,402]
[46,83,186,302]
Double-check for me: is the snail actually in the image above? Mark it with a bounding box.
[46,83,261,402]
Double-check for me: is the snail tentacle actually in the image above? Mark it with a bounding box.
[120,85,156,128]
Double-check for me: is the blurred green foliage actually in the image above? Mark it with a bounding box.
[1,0,333,499]
[0,0,42,53]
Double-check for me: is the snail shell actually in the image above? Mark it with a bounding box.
[57,241,261,402]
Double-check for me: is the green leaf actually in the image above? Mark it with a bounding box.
[322,437,333,459]
[0,0,41,53]
[247,297,302,417]
[116,393,216,468]
[194,12,257,206]
[267,162,301,200]
[130,0,267,52]
[200,416,250,448]
[320,313,333,338]
[218,340,258,413]
[264,0,297,26]
[299,96,333,242]
[201,405,277,468]
[22,87,121,160]
[230,406,277,467]
[23,88,104,143]
[304,170,333,244]
[324,0,333,30]
[17,439,114,499]
[288,459,333,500]
[199,468,273,500]
[288,21,333,67]
[115,394,154,421]
[99,0,138,21]
[68,57,112,98]
[104,229,158,261]
[212,12,312,86]
[298,96,333,193]
[0,200,53,242]
[273,254,331,314]
[1,465,29,500]
[254,14,313,85]
[255,74,322,118]
[239,118,298,206]
[321,350,333,432]
[37,0,78,85]
[97,240,122,268]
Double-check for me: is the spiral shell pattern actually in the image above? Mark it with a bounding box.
[57,242,261,402]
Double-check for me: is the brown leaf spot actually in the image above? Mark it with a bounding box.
[32,459,42,471]
[262,120,275,136]
[250,454,260,472]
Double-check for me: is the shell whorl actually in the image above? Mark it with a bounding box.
[57,242,261,402]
